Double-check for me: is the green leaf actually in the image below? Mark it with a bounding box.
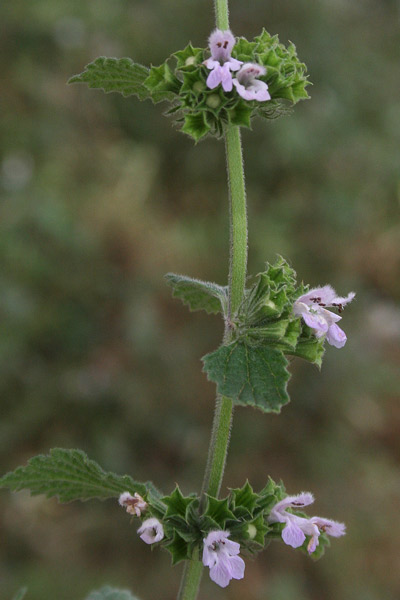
[228,101,253,129]
[230,481,259,514]
[181,112,211,142]
[85,587,140,600]
[12,589,27,600]
[162,486,196,518]
[69,57,150,100]
[245,514,270,546]
[164,530,190,565]
[0,448,153,503]
[174,44,204,70]
[290,335,325,367]
[202,342,290,413]
[165,273,228,315]
[204,496,236,527]
[144,63,181,103]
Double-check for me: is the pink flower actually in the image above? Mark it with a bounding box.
[233,63,271,102]
[204,29,242,92]
[119,491,148,517]
[137,518,164,544]
[202,530,245,588]
[294,285,355,348]
[268,493,346,554]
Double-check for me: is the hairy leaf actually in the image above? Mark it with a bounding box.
[202,342,290,413]
[0,448,155,503]
[165,273,228,315]
[85,587,140,600]
[12,589,27,600]
[69,57,150,100]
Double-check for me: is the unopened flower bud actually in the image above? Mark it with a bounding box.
[206,94,221,109]
[247,524,257,540]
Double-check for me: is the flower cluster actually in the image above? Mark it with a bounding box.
[205,29,270,102]
[268,492,346,554]
[294,286,355,348]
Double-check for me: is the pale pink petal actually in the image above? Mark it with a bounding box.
[228,555,245,580]
[208,29,236,62]
[204,58,219,70]
[307,532,319,554]
[331,291,356,307]
[220,64,233,92]
[298,286,337,306]
[227,57,243,71]
[137,518,164,544]
[207,67,222,89]
[224,539,241,555]
[282,519,306,548]
[302,310,328,332]
[209,558,232,588]
[311,517,346,537]
[326,323,347,348]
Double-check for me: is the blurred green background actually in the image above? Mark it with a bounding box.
[1,1,400,599]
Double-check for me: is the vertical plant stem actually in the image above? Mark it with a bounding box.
[177,2,248,599]
[225,125,248,318]
[214,0,229,30]
[200,395,233,504]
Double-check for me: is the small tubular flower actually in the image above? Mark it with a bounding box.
[293,285,355,348]
[268,493,346,554]
[137,518,164,544]
[202,530,245,588]
[119,491,148,517]
[204,29,242,92]
[233,63,271,102]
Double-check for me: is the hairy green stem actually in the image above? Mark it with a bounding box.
[214,0,229,30]
[200,395,234,503]
[177,2,248,599]
[225,125,248,318]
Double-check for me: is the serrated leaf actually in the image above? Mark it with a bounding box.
[204,496,236,527]
[85,587,140,600]
[165,273,228,315]
[0,448,153,503]
[246,514,270,545]
[228,101,253,129]
[230,481,259,514]
[181,112,211,142]
[202,342,290,413]
[12,589,27,600]
[174,44,204,70]
[256,100,293,121]
[164,530,190,565]
[144,63,181,103]
[290,335,325,367]
[162,486,196,518]
[69,57,150,100]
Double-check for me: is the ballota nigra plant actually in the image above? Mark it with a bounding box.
[1,1,355,599]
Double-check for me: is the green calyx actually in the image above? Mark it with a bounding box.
[69,32,310,143]
[145,478,332,565]
[148,479,284,565]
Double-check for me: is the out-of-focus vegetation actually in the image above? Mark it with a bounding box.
[1,1,399,599]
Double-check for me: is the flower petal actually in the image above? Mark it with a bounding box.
[209,558,232,588]
[206,66,222,89]
[281,519,306,548]
[228,555,245,580]
[311,517,346,537]
[326,323,347,348]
